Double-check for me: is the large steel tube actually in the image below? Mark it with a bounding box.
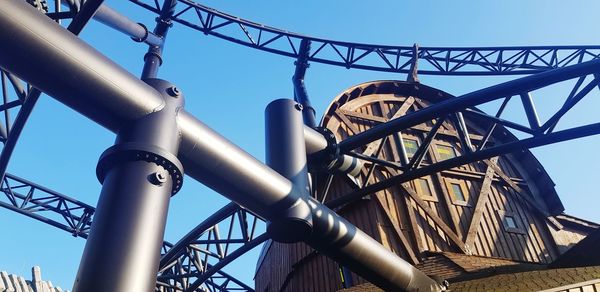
[0,0,164,131]
[306,197,442,291]
[264,99,312,243]
[0,2,440,291]
[73,79,183,292]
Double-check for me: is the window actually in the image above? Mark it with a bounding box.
[417,178,432,197]
[415,178,437,201]
[503,215,517,229]
[497,210,525,234]
[444,179,469,206]
[450,183,466,202]
[436,144,457,161]
[403,138,419,159]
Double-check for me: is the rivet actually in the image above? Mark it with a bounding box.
[150,169,168,185]
[167,86,181,97]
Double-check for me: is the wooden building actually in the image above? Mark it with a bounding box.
[254,81,598,292]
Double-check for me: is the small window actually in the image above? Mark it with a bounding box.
[436,144,457,161]
[414,178,437,201]
[417,178,432,197]
[503,215,517,229]
[444,179,469,206]
[497,210,525,234]
[450,183,466,202]
[403,138,419,159]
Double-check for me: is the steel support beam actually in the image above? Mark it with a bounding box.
[265,99,312,243]
[73,79,184,292]
[60,0,162,46]
[94,4,163,46]
[292,40,317,127]
[141,0,177,78]
[0,2,441,290]
[338,58,600,153]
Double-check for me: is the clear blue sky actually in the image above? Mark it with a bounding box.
[1,0,600,289]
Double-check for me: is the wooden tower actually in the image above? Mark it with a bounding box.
[254,81,594,292]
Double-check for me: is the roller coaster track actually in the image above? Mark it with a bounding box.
[126,0,600,76]
[1,1,599,291]
[0,172,261,291]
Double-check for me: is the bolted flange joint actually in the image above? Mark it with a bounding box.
[96,142,184,195]
[307,126,339,173]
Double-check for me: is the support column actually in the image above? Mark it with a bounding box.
[72,79,184,292]
[265,99,313,243]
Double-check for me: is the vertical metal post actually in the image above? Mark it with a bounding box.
[292,40,317,127]
[520,92,541,131]
[264,99,313,243]
[73,79,184,292]
[453,112,474,153]
[141,0,177,78]
[396,132,410,166]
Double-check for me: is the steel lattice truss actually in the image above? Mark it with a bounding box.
[131,0,600,76]
[1,0,600,291]
[158,203,266,292]
[0,171,261,291]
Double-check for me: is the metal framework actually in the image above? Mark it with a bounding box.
[0,0,599,291]
[326,60,600,208]
[0,171,261,291]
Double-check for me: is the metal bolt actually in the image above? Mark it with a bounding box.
[150,170,168,185]
[294,103,303,111]
[167,86,181,97]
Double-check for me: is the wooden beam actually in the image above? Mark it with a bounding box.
[334,109,360,135]
[375,164,469,253]
[339,109,387,123]
[464,157,498,248]
[399,181,470,254]
[362,97,415,157]
[374,193,420,264]
[419,141,464,241]
[484,159,563,230]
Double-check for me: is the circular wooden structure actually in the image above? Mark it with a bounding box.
[255,80,571,291]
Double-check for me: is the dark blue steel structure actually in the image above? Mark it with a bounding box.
[0,0,599,291]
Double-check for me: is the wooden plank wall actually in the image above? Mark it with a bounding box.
[254,82,561,291]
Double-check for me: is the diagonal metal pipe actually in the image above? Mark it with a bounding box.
[0,1,442,291]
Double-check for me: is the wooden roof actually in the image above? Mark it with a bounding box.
[337,266,600,292]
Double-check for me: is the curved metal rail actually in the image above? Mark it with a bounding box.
[0,173,259,291]
[158,202,265,292]
[124,0,600,76]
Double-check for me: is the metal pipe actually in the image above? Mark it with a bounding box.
[304,126,329,154]
[73,79,184,292]
[141,0,177,78]
[338,59,600,153]
[0,0,164,130]
[306,197,442,291]
[520,92,541,131]
[94,5,163,46]
[61,0,162,46]
[0,3,439,290]
[265,99,313,243]
[292,40,317,127]
[303,126,363,177]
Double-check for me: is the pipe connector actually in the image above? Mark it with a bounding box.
[308,127,363,177]
[266,196,313,243]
